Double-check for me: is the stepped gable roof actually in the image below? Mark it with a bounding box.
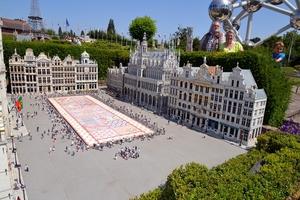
[2,18,31,31]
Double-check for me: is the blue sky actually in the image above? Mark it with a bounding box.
[0,0,299,41]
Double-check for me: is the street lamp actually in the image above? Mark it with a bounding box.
[17,164,22,184]
[21,184,26,200]
[13,148,18,167]
[11,136,14,150]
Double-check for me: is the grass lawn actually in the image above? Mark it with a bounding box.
[290,77,300,87]
[283,66,300,75]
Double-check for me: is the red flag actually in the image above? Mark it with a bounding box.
[15,101,21,112]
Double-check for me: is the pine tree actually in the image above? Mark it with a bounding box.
[107,19,116,35]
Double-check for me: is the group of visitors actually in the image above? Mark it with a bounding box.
[200,20,285,67]
[117,146,140,160]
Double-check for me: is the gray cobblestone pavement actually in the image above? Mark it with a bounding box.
[2,90,247,200]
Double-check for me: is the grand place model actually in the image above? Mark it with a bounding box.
[107,33,267,146]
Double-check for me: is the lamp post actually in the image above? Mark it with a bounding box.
[21,184,26,200]
[17,164,21,184]
[11,136,14,150]
[13,148,18,167]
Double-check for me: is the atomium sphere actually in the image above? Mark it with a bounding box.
[242,0,263,13]
[223,16,241,32]
[291,11,300,30]
[266,0,283,5]
[208,0,233,22]
[244,40,255,46]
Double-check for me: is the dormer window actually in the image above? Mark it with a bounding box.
[185,71,189,78]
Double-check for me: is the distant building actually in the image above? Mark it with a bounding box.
[107,63,127,96]
[9,49,98,94]
[168,58,267,146]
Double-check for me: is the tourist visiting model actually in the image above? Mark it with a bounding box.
[219,30,244,53]
[272,41,285,68]
[199,20,225,52]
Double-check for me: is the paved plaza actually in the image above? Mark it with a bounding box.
[5,89,246,200]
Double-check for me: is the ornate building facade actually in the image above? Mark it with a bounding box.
[168,59,267,146]
[108,33,180,114]
[9,49,98,94]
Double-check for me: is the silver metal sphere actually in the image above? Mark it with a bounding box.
[223,16,241,32]
[291,11,300,30]
[242,0,263,13]
[266,0,283,5]
[208,0,233,22]
[244,40,255,46]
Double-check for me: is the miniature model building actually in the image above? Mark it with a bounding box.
[107,37,267,146]
[9,49,98,94]
[168,58,267,146]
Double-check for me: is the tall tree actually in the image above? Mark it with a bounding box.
[58,26,63,38]
[80,30,85,37]
[128,16,157,42]
[107,19,116,35]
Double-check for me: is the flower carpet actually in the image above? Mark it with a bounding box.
[48,95,153,146]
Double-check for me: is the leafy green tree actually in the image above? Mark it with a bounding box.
[107,19,116,35]
[47,29,55,36]
[128,16,157,42]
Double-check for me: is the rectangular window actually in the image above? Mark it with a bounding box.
[242,118,246,126]
[226,115,230,121]
[239,92,244,100]
[229,90,233,98]
[243,109,247,115]
[245,101,249,107]
[212,88,215,92]
[248,110,252,117]
[225,89,228,97]
[246,119,251,127]
[222,114,225,119]
[211,94,214,101]
[204,96,208,106]
[232,102,237,114]
[231,116,235,123]
[236,118,240,124]
[227,101,232,113]
[249,102,254,108]
[235,91,238,99]
[205,87,209,93]
[219,96,222,103]
[200,86,203,92]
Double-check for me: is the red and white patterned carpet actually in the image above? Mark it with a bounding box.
[48,96,153,146]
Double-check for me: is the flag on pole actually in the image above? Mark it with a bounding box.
[66,19,70,27]
[85,25,87,30]
[15,96,23,111]
[164,35,166,39]
[78,25,80,31]
[122,31,124,35]
[57,23,60,28]
[158,34,161,38]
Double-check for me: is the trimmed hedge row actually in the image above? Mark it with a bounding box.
[131,131,300,200]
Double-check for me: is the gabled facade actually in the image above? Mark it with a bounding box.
[9,49,98,94]
[168,58,267,146]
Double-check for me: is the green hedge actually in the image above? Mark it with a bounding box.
[3,40,130,80]
[131,131,300,200]
[3,40,291,127]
